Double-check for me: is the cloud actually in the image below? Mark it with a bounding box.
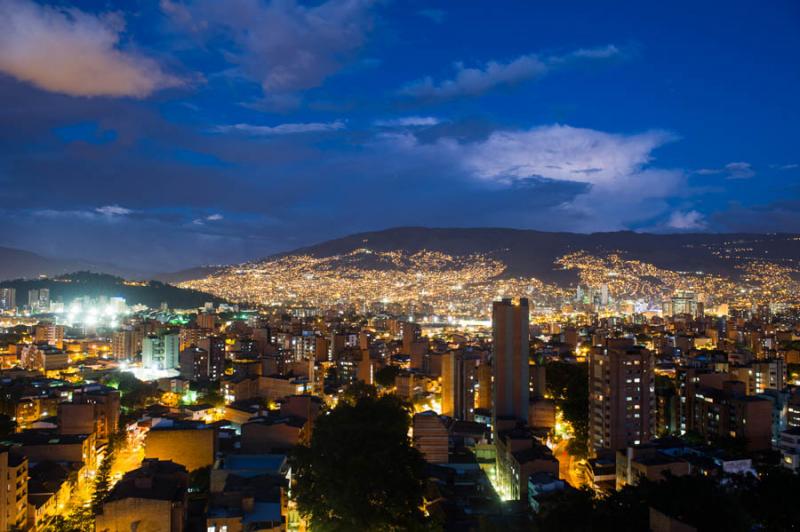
[667,210,706,230]
[213,120,345,135]
[374,116,441,127]
[399,45,620,100]
[371,124,683,231]
[771,163,798,170]
[192,213,224,225]
[0,0,182,97]
[162,0,375,104]
[560,44,621,60]
[696,161,755,179]
[417,9,445,23]
[95,205,133,216]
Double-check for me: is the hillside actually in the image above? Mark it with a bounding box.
[176,227,800,312]
[0,272,226,309]
[177,227,800,284]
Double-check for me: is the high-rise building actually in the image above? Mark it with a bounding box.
[28,288,50,311]
[0,449,28,530]
[0,288,15,311]
[589,339,656,453]
[663,291,699,318]
[441,350,475,420]
[198,335,226,381]
[142,331,180,370]
[179,346,210,381]
[196,312,216,331]
[34,323,64,346]
[477,363,492,411]
[492,298,530,425]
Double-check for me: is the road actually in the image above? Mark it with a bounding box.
[554,440,581,488]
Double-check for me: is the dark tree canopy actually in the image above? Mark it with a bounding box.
[545,361,589,457]
[538,470,800,532]
[375,364,401,388]
[291,385,430,531]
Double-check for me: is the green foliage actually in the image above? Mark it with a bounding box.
[545,361,589,458]
[203,389,225,408]
[375,365,401,388]
[0,414,16,438]
[339,381,378,405]
[42,504,95,531]
[189,465,211,495]
[291,388,431,531]
[104,371,159,411]
[91,452,113,514]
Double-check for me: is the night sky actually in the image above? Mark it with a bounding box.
[1,0,798,272]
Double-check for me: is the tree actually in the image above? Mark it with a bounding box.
[91,431,124,514]
[91,449,113,514]
[0,414,16,438]
[42,505,94,531]
[375,365,401,388]
[546,361,589,458]
[291,386,430,531]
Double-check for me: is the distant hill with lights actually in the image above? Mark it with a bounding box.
[170,227,800,284]
[0,272,226,309]
[172,227,800,309]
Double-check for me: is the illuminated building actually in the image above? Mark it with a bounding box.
[144,424,218,472]
[196,312,216,331]
[492,298,530,426]
[27,289,49,312]
[615,443,690,490]
[692,381,772,451]
[112,329,142,360]
[0,449,28,530]
[441,350,475,421]
[95,459,189,532]
[779,427,800,472]
[412,411,449,463]
[198,334,226,381]
[179,346,210,381]
[33,323,64,347]
[477,363,492,410]
[58,384,121,442]
[0,288,15,311]
[20,343,69,372]
[142,331,180,371]
[729,359,786,395]
[589,339,656,453]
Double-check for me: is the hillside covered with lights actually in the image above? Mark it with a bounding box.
[176,228,800,315]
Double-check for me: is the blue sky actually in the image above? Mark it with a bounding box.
[0,0,798,271]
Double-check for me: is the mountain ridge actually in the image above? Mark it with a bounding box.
[167,227,800,284]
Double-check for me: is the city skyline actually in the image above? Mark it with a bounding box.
[1,0,799,270]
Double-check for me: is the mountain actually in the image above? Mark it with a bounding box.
[0,246,149,281]
[175,227,800,310]
[154,265,224,284]
[0,272,226,308]
[229,227,800,283]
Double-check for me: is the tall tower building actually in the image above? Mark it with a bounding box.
[198,335,226,381]
[441,350,475,420]
[492,298,530,425]
[477,363,492,411]
[589,339,656,453]
[0,288,15,311]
